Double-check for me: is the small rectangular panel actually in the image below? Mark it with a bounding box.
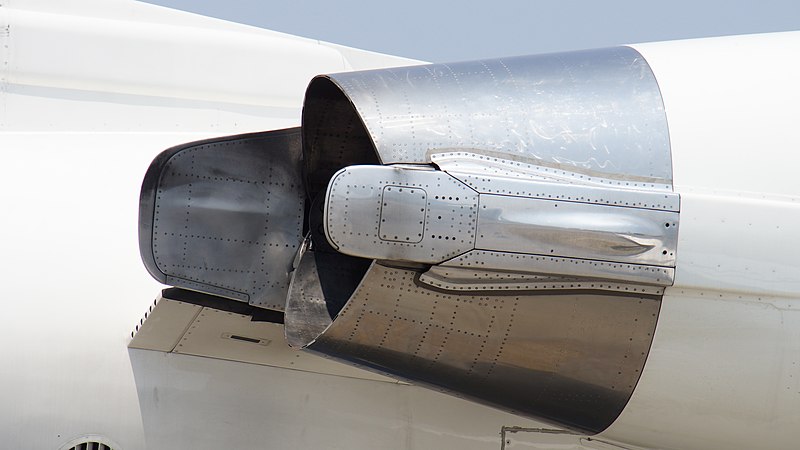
[476,195,679,267]
[379,185,427,243]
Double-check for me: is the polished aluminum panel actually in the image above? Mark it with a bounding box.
[418,266,665,295]
[476,195,678,267]
[431,152,674,192]
[324,165,479,263]
[139,129,305,310]
[456,172,679,211]
[438,153,680,211]
[325,163,678,288]
[308,46,671,186]
[439,250,674,287]
[285,262,661,433]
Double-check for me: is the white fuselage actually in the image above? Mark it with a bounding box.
[600,36,800,449]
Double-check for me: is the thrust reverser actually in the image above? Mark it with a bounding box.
[139,46,677,433]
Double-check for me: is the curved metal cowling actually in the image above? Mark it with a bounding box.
[289,47,673,434]
[303,46,671,196]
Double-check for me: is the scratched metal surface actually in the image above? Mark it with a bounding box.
[304,46,671,188]
[288,47,675,433]
[285,262,661,434]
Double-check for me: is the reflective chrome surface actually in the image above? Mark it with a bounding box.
[305,46,671,187]
[324,165,479,263]
[286,262,661,434]
[476,195,678,266]
[139,129,304,310]
[324,159,678,289]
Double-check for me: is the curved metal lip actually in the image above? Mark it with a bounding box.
[620,43,675,185]
[301,75,385,168]
[321,165,345,252]
[309,74,381,150]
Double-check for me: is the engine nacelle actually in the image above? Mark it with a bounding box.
[139,33,800,448]
[287,46,676,433]
[141,45,673,433]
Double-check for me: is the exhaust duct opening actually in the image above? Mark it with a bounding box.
[291,75,382,338]
[302,75,380,200]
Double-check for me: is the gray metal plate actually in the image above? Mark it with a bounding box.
[285,243,331,348]
[139,129,304,310]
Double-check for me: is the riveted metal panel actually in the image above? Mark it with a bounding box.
[324,163,678,289]
[285,45,677,435]
[439,250,674,287]
[285,262,661,434]
[139,129,304,310]
[430,152,674,193]
[418,265,665,295]
[305,46,671,187]
[435,153,679,211]
[324,165,479,263]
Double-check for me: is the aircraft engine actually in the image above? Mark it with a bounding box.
[139,46,678,433]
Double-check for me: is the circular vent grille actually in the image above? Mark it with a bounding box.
[67,443,112,450]
[59,436,117,450]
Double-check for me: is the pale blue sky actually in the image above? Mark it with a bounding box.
[142,0,800,62]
